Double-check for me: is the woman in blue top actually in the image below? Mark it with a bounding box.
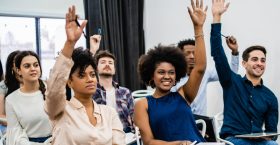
[134,0,207,144]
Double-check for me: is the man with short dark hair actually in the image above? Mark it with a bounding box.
[211,0,278,144]
[171,37,239,115]
[93,50,135,133]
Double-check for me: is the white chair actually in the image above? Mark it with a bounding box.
[213,112,234,145]
[132,90,153,99]
[0,133,6,145]
[125,126,142,145]
[195,119,207,137]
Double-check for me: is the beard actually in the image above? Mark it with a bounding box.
[99,72,114,77]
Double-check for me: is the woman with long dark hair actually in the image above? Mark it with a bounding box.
[5,50,51,144]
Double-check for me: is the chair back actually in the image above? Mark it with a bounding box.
[213,112,234,145]
[195,119,207,137]
[132,90,153,99]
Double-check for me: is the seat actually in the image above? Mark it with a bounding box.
[132,90,153,100]
[0,133,5,145]
[195,119,206,137]
[213,112,234,145]
[125,126,142,145]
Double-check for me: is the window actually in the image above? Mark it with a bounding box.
[0,16,86,80]
[0,17,36,72]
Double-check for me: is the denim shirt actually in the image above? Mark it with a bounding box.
[210,23,278,139]
[93,82,135,133]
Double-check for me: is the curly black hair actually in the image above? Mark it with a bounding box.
[137,44,187,88]
[70,47,97,79]
[177,39,195,51]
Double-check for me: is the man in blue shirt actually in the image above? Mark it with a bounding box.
[210,0,278,145]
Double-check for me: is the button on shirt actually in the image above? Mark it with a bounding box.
[45,54,125,145]
[210,23,278,138]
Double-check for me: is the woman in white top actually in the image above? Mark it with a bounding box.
[5,50,52,144]
[44,5,125,145]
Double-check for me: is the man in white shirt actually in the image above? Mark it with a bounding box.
[171,37,239,115]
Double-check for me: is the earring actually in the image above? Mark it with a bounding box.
[149,80,155,88]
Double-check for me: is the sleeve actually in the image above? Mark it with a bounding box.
[230,54,239,73]
[44,54,73,120]
[210,23,233,88]
[207,53,239,82]
[111,108,126,145]
[264,95,278,140]
[0,81,7,97]
[5,100,30,145]
[126,89,135,132]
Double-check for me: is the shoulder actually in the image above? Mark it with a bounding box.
[5,89,20,102]
[134,98,148,110]
[118,86,131,93]
[262,85,278,101]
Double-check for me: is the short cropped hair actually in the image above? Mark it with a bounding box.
[94,50,116,66]
[177,39,195,51]
[242,45,266,61]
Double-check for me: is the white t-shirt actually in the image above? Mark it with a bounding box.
[5,89,52,144]
[106,87,117,109]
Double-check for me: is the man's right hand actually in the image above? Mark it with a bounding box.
[226,36,239,54]
[90,35,101,56]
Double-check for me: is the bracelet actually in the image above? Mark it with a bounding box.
[194,33,204,38]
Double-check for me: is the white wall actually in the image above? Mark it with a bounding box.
[145,0,280,141]
[0,0,84,18]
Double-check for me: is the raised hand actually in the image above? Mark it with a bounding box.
[212,0,230,23]
[226,36,238,54]
[187,0,208,27]
[65,5,87,43]
[90,35,101,56]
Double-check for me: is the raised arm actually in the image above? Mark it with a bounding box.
[226,36,239,73]
[210,0,233,87]
[179,0,207,103]
[45,5,87,120]
[89,35,101,56]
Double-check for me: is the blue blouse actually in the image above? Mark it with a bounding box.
[147,92,205,142]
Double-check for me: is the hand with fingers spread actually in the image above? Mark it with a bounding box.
[188,0,208,27]
[212,0,230,23]
[226,36,239,54]
[90,35,101,56]
[62,5,88,58]
[65,5,87,44]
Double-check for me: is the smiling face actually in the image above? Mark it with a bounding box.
[242,50,266,79]
[152,62,176,93]
[17,55,41,83]
[68,65,97,97]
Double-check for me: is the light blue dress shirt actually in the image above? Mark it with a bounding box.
[171,54,239,115]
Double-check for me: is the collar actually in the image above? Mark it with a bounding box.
[69,97,101,115]
[242,75,263,87]
[98,81,120,91]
